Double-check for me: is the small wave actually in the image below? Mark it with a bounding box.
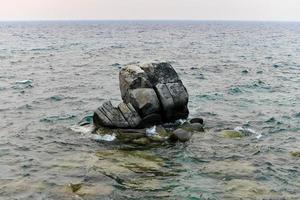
[47,95,65,101]
[40,115,76,123]
[228,87,243,95]
[234,126,262,139]
[15,80,32,84]
[146,126,157,137]
[70,124,94,134]
[294,112,300,118]
[92,133,116,142]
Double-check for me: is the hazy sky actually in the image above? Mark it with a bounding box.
[0,0,300,21]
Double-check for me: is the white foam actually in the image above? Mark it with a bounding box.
[234,126,262,139]
[92,133,116,142]
[146,126,157,136]
[70,124,94,134]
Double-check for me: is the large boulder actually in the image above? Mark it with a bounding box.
[140,62,180,85]
[93,101,129,128]
[118,103,142,128]
[119,65,152,100]
[124,88,160,117]
[94,62,189,129]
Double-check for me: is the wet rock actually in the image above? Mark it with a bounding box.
[132,137,151,145]
[119,64,152,100]
[166,81,188,107]
[171,128,193,142]
[125,88,160,117]
[140,62,180,85]
[190,118,204,124]
[69,183,82,193]
[94,61,190,131]
[93,101,129,128]
[155,83,175,120]
[221,130,245,138]
[180,122,204,132]
[139,113,162,128]
[290,151,300,157]
[118,102,141,128]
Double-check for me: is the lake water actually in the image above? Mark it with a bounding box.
[0,21,300,199]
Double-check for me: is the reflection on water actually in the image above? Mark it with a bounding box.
[0,21,300,199]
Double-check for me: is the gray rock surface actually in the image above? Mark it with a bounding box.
[93,101,129,128]
[140,62,180,85]
[172,128,193,142]
[118,102,142,128]
[125,88,160,117]
[94,61,190,129]
[119,64,151,100]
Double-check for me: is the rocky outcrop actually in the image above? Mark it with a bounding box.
[93,62,189,129]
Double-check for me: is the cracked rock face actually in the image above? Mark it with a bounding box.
[93,62,189,129]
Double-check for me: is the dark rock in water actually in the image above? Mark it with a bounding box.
[171,128,192,142]
[93,61,190,131]
[118,103,141,128]
[190,118,204,124]
[93,101,129,128]
[125,88,160,117]
[180,122,204,132]
[139,113,162,128]
[140,62,179,85]
[155,83,175,120]
[290,151,300,157]
[166,81,188,107]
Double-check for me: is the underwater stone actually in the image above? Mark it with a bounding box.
[180,122,204,132]
[171,128,193,142]
[221,130,245,138]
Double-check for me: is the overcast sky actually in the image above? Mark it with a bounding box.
[0,0,300,21]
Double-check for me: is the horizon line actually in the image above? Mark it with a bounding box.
[0,19,300,23]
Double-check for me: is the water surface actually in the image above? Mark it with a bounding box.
[0,21,300,199]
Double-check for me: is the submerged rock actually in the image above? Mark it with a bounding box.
[171,128,193,142]
[221,130,245,138]
[290,151,300,157]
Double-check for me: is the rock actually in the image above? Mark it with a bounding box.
[155,83,175,121]
[171,128,193,142]
[139,113,162,128]
[119,64,152,100]
[180,122,204,132]
[93,101,129,128]
[166,81,188,107]
[190,118,204,124]
[93,107,113,127]
[69,183,82,193]
[125,88,160,117]
[94,61,190,131]
[118,103,142,128]
[290,151,300,157]
[132,137,151,145]
[140,62,180,85]
[221,130,245,138]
